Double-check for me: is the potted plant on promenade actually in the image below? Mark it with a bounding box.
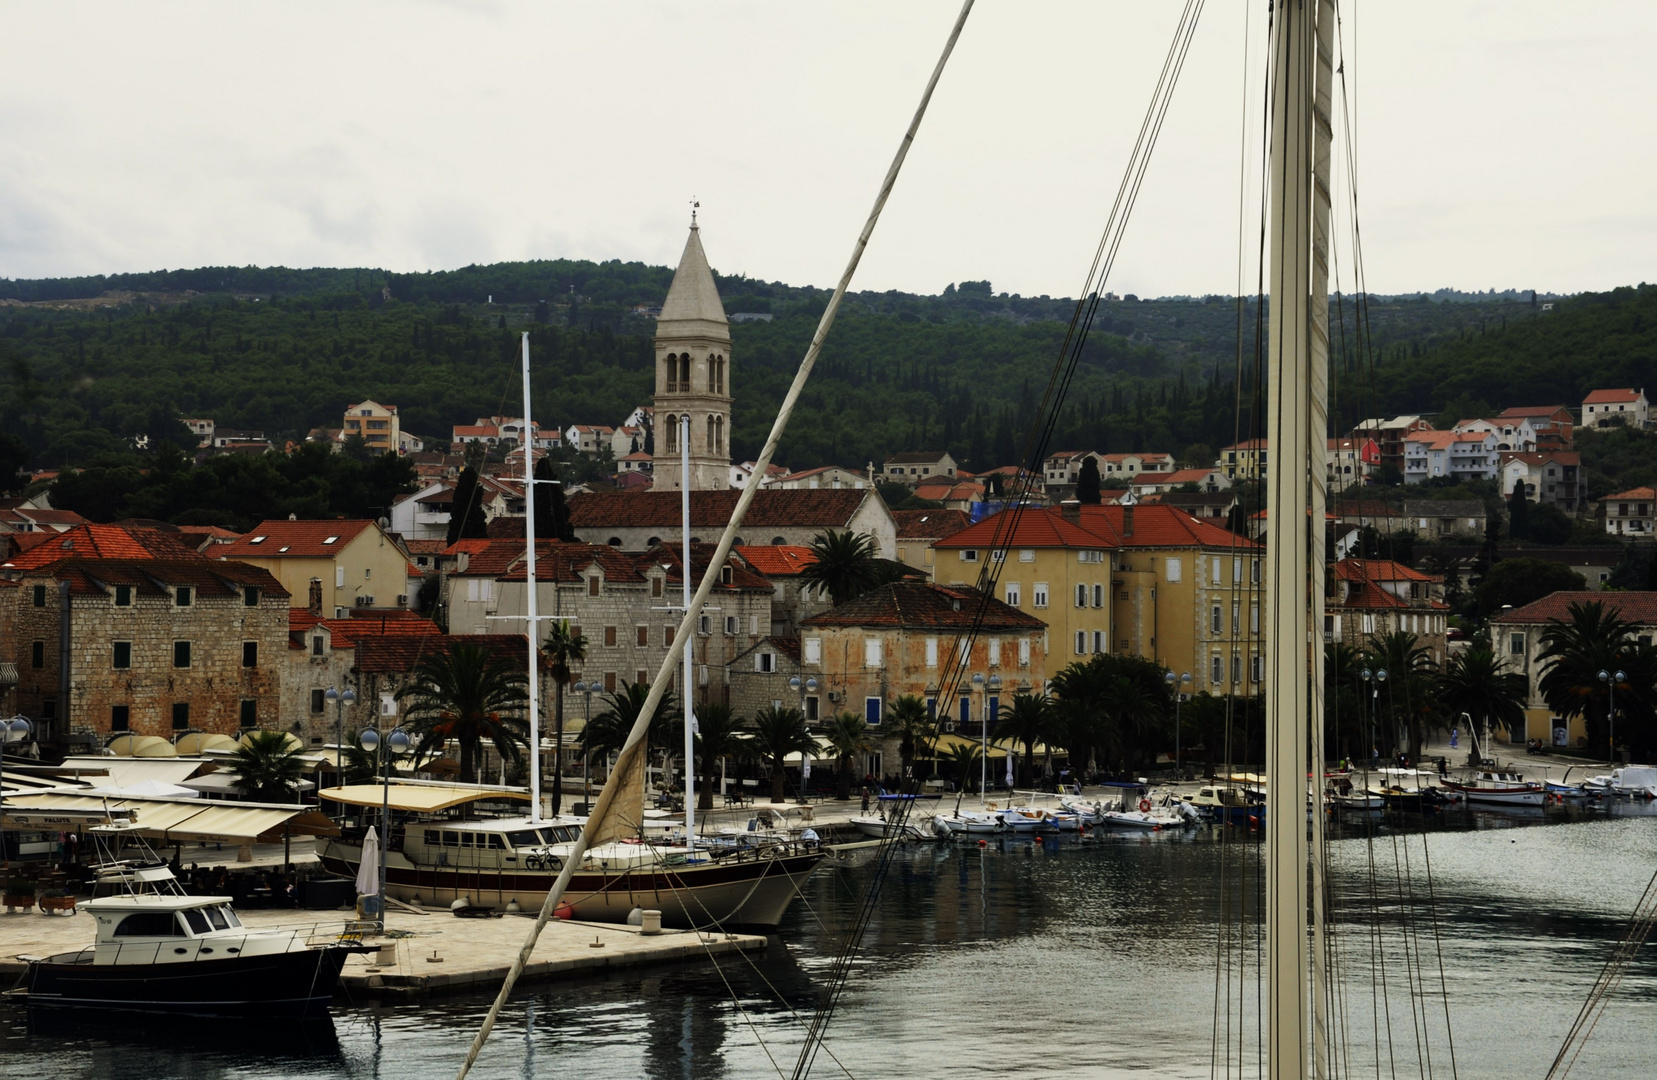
[37,887,76,915]
[4,877,36,913]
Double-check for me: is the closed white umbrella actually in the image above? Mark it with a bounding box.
[356,826,380,897]
[1005,754,1015,789]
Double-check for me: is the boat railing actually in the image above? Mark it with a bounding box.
[96,926,339,966]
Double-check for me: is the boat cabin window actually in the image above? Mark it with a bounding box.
[443,831,459,847]
[205,906,230,930]
[182,909,212,934]
[220,906,241,928]
[487,835,505,849]
[507,830,543,848]
[115,912,185,938]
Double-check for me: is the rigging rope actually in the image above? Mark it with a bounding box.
[447,5,976,1077]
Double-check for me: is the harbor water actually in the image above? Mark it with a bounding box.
[4,806,1655,1079]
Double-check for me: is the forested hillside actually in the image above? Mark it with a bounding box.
[0,253,1646,479]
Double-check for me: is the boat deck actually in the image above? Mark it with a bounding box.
[0,904,765,1002]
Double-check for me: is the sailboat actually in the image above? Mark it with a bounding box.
[319,324,824,931]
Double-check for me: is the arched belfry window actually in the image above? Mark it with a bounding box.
[706,414,716,453]
[716,357,726,395]
[665,354,678,393]
[680,355,691,389]
[665,416,677,453]
[707,357,717,393]
[715,415,725,453]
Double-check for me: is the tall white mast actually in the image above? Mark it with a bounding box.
[681,414,696,839]
[521,332,543,825]
[1263,1,1323,1077]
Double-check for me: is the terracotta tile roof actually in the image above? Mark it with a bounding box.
[12,508,88,527]
[26,557,287,599]
[1157,468,1219,486]
[913,480,983,502]
[884,451,953,466]
[1492,591,1657,625]
[567,489,868,529]
[1499,405,1570,419]
[402,539,450,556]
[892,509,970,540]
[1076,505,1259,550]
[1335,581,1411,610]
[175,524,243,541]
[445,538,494,558]
[355,633,539,674]
[217,520,375,559]
[801,582,1045,631]
[1334,559,1439,583]
[1333,500,1403,518]
[641,544,774,591]
[1601,486,1656,502]
[454,539,646,583]
[1584,388,1643,404]
[935,508,1113,550]
[1221,439,1268,451]
[733,545,818,577]
[1502,451,1582,467]
[289,611,442,649]
[3,523,170,569]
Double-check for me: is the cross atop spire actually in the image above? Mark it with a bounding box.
[690,198,699,228]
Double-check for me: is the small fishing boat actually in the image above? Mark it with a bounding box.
[1441,770,1545,806]
[1181,783,1266,825]
[850,794,946,841]
[17,824,369,1017]
[1365,767,1457,812]
[1088,781,1196,829]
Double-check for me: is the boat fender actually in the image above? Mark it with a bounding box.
[554,902,574,920]
[1138,799,1152,813]
[450,897,471,912]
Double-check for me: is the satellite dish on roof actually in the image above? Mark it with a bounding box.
[378,517,390,529]
[289,512,298,520]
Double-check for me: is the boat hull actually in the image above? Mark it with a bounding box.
[24,945,355,1018]
[319,842,823,931]
[1443,784,1544,806]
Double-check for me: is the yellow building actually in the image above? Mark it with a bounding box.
[1218,438,1268,481]
[216,519,417,616]
[343,399,401,454]
[934,503,1263,695]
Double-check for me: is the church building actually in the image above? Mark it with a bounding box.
[652,221,732,491]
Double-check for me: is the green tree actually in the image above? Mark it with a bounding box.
[940,741,984,794]
[542,619,587,814]
[824,711,874,800]
[228,732,305,803]
[533,456,576,541]
[1507,479,1531,541]
[1473,558,1586,618]
[886,694,931,782]
[1436,645,1529,750]
[1537,601,1657,758]
[672,702,749,812]
[995,693,1051,787]
[1365,631,1438,760]
[579,681,680,761]
[747,705,816,803]
[799,529,884,608]
[396,641,530,783]
[446,466,490,544]
[1075,457,1102,504]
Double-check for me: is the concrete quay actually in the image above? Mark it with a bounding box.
[0,904,767,1002]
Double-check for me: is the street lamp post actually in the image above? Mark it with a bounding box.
[1599,668,1626,766]
[1360,668,1387,766]
[986,674,1002,788]
[788,675,820,802]
[572,681,594,811]
[359,723,411,931]
[1,716,32,867]
[971,673,986,797]
[324,687,356,784]
[1164,671,1191,776]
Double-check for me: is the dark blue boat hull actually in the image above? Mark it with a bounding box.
[25,946,357,1018]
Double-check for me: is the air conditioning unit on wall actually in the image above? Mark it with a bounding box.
[826,690,841,703]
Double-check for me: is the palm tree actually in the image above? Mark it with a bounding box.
[228,732,304,803]
[1098,673,1163,769]
[1364,630,1437,761]
[672,702,749,811]
[396,641,530,783]
[995,693,1051,787]
[580,681,680,762]
[940,741,983,795]
[824,711,875,800]
[1436,645,1529,754]
[799,529,884,607]
[542,619,587,815]
[1324,643,1367,766]
[1538,600,1654,758]
[747,705,816,803]
[886,694,931,783]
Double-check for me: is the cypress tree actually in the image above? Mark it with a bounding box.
[1507,477,1531,542]
[446,466,490,544]
[1076,457,1102,505]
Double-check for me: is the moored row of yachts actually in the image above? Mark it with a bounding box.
[850,763,1657,841]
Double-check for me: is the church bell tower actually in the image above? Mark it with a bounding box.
[651,219,732,491]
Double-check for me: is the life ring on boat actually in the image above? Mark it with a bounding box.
[1138,799,1152,813]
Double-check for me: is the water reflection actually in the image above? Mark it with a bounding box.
[2,814,1654,1079]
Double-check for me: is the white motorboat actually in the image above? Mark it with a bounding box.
[1092,781,1193,829]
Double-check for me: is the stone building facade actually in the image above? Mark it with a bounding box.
[5,556,289,746]
[652,223,732,491]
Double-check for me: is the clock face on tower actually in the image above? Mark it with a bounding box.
[653,223,732,491]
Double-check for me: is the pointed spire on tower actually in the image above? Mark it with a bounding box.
[658,221,728,334]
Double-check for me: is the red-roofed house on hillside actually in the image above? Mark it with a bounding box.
[1497,405,1574,450]
[0,506,88,535]
[215,520,416,617]
[795,583,1047,761]
[1582,388,1649,430]
[1597,487,1656,538]
[1491,592,1657,748]
[1,551,289,749]
[880,451,958,487]
[1499,451,1587,512]
[1327,558,1449,664]
[1130,466,1232,497]
[891,509,970,581]
[1327,438,1381,488]
[342,399,402,454]
[567,488,897,558]
[910,479,985,511]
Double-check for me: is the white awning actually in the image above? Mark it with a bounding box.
[2,793,339,842]
[318,783,531,813]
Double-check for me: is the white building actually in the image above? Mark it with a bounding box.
[1582,388,1649,429]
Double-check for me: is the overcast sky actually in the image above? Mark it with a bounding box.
[2,2,1653,298]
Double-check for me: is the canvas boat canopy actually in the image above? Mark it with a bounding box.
[1,793,338,843]
[317,783,531,813]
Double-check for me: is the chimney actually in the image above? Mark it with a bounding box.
[1123,504,1135,537]
[308,578,324,617]
[1060,499,1081,524]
